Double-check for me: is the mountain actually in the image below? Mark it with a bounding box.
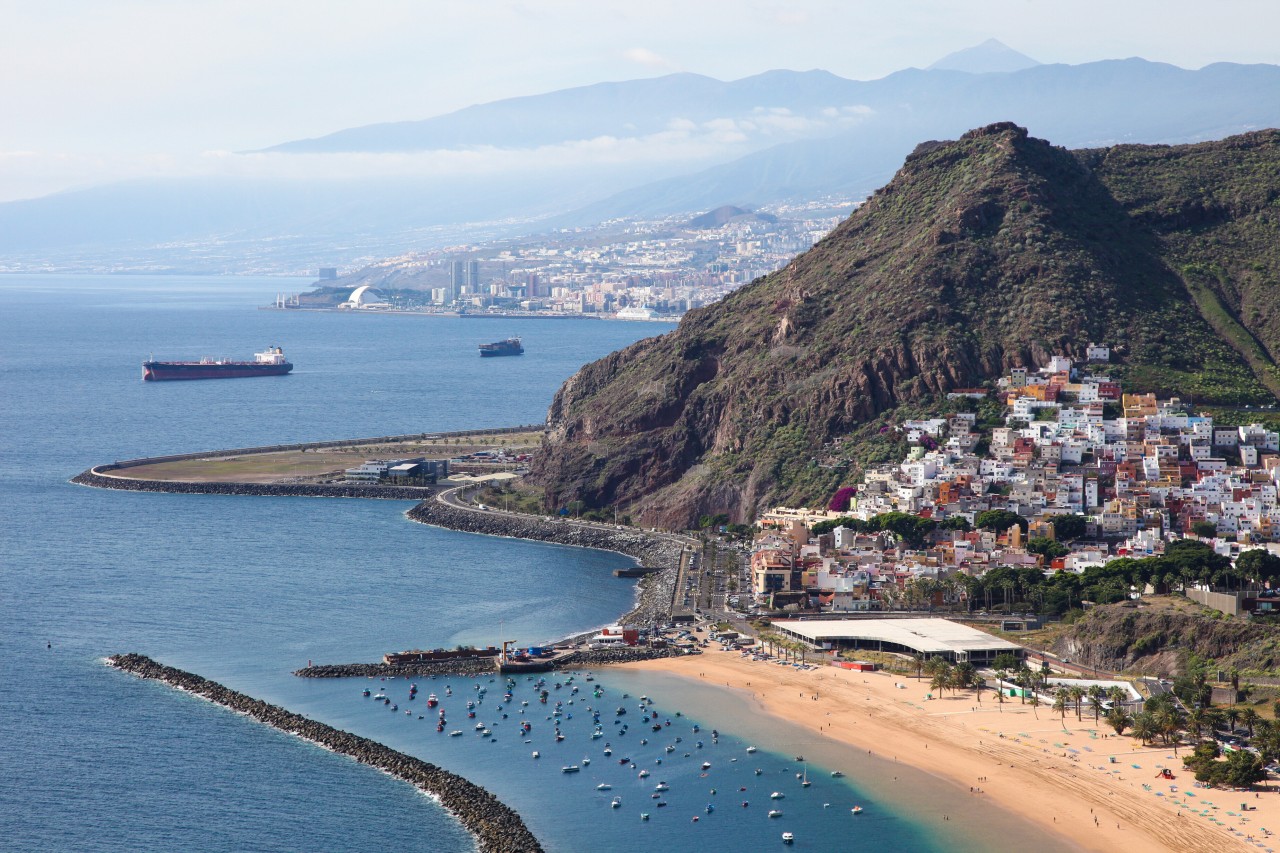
[927,38,1041,74]
[6,58,1280,272]
[530,124,1280,528]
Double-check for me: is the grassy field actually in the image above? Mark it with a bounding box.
[112,431,543,484]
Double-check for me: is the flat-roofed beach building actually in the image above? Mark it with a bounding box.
[773,617,1023,664]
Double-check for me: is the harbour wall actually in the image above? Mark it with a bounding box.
[295,646,679,678]
[407,496,689,627]
[107,654,543,853]
[70,468,436,500]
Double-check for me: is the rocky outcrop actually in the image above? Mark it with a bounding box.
[72,468,435,500]
[1051,599,1274,676]
[531,125,1280,527]
[407,496,688,627]
[107,654,542,853]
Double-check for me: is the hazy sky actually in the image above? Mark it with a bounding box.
[3,0,1278,201]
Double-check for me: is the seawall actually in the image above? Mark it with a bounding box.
[407,495,689,627]
[107,653,543,853]
[295,646,679,678]
[71,468,435,500]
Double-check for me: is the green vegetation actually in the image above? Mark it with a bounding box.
[533,125,1280,525]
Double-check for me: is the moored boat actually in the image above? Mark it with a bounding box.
[143,346,292,381]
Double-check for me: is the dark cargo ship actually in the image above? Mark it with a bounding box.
[143,346,293,381]
[478,337,523,357]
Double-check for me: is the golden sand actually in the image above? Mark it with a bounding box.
[621,652,1272,853]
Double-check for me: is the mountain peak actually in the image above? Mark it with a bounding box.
[927,38,1040,74]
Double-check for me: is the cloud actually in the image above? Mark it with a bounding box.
[623,47,676,69]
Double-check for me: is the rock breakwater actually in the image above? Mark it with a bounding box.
[408,495,688,626]
[72,468,433,500]
[107,653,543,853]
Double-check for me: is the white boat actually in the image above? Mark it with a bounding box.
[582,758,591,765]
[782,832,795,844]
[768,809,783,818]
[638,770,650,778]
[654,782,669,792]
[851,806,864,815]
[611,797,622,808]
[532,751,540,758]
[746,746,758,754]
[701,762,711,770]
[770,792,785,800]
[831,771,845,778]
[449,730,463,737]
[562,765,580,773]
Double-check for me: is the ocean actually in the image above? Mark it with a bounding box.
[0,275,1061,852]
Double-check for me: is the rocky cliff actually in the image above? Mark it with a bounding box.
[531,124,1280,527]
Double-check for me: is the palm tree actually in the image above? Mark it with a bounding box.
[1131,712,1157,746]
[1186,708,1206,741]
[1105,707,1133,736]
[955,662,979,701]
[1088,686,1106,723]
[913,652,926,680]
[1053,691,1070,723]
[1226,707,1242,735]
[1107,685,1129,714]
[1241,708,1261,738]
[1068,686,1086,721]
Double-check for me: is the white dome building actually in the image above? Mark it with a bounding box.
[340,285,391,309]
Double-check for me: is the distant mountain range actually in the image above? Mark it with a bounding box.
[3,43,1280,272]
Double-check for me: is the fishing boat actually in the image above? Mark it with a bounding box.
[427,694,438,708]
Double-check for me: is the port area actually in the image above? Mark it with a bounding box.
[101,427,542,486]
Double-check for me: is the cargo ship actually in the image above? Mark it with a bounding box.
[142,346,293,381]
[478,337,523,357]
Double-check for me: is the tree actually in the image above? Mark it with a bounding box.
[1053,691,1070,722]
[1027,538,1069,561]
[1237,549,1280,586]
[828,487,856,512]
[1241,708,1260,738]
[1191,520,1218,539]
[1105,707,1133,736]
[1088,686,1106,722]
[1131,712,1158,745]
[975,510,1028,534]
[1050,514,1088,541]
[939,516,972,532]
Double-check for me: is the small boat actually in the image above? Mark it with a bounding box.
[427,694,439,708]
[851,806,864,815]
[475,723,485,730]
[755,769,763,776]
[701,762,711,770]
[705,804,714,813]
[372,694,386,701]
[831,771,845,778]
[604,748,613,756]
[746,746,757,754]
[654,782,669,792]
[656,801,667,808]
[582,758,591,766]
[532,751,539,758]
[562,766,580,773]
[768,809,783,818]
[639,770,650,778]
[481,729,492,737]
[641,813,650,821]
[390,704,398,711]
[770,792,785,800]
[596,783,612,791]
[611,797,622,808]
[782,831,795,844]
[449,730,463,737]
[362,688,371,697]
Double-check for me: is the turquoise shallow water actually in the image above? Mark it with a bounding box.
[0,275,1064,852]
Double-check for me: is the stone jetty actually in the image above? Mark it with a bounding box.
[294,645,678,678]
[72,468,434,500]
[408,495,687,627]
[108,653,543,853]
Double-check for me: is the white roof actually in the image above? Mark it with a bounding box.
[774,617,1020,656]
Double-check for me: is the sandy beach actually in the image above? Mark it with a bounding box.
[621,652,1274,853]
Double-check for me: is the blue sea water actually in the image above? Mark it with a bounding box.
[0,275,1060,852]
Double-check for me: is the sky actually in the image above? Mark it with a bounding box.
[3,0,1279,202]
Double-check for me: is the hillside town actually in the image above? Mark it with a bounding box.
[750,347,1280,613]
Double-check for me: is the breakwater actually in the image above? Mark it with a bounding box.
[107,654,543,853]
[407,496,687,626]
[71,468,435,500]
[295,645,679,678]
